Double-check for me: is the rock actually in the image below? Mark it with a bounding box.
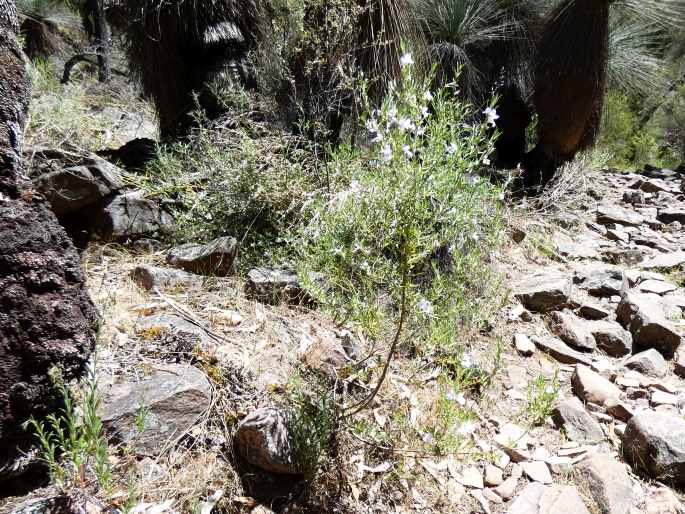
[573,265,625,297]
[84,191,174,241]
[579,303,611,320]
[509,304,533,322]
[643,486,685,514]
[244,267,306,305]
[507,483,591,514]
[552,397,604,443]
[622,412,685,486]
[456,466,484,489]
[30,148,124,215]
[234,407,299,474]
[597,205,644,227]
[548,311,597,352]
[642,251,685,270]
[530,336,593,367]
[572,365,622,409]
[131,238,163,253]
[589,320,633,357]
[575,454,635,514]
[624,349,668,378]
[603,249,644,266]
[167,236,238,276]
[484,464,503,487]
[2,487,109,514]
[554,234,600,260]
[514,274,573,313]
[512,227,527,244]
[638,279,678,295]
[521,461,552,484]
[651,390,679,406]
[616,292,682,358]
[136,313,210,347]
[494,477,519,500]
[606,228,630,244]
[98,364,211,456]
[130,265,203,291]
[657,209,685,225]
[300,329,357,381]
[0,196,98,479]
[514,334,536,356]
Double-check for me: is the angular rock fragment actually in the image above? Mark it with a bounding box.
[575,454,635,514]
[548,311,597,352]
[624,349,668,378]
[552,397,604,443]
[167,236,238,276]
[514,274,573,313]
[131,265,203,291]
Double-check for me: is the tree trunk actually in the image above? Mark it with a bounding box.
[0,0,98,485]
[83,0,110,82]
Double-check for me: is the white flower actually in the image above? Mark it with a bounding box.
[420,106,429,118]
[423,90,433,101]
[416,126,426,136]
[417,298,434,316]
[371,131,384,143]
[387,104,398,120]
[457,420,477,435]
[446,142,458,155]
[380,144,393,161]
[482,157,491,165]
[402,144,413,160]
[545,385,555,394]
[398,117,414,132]
[460,353,472,369]
[365,117,378,132]
[400,52,414,67]
[446,390,467,406]
[483,106,499,128]
[498,192,505,202]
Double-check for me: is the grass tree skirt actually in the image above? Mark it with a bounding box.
[0,0,98,487]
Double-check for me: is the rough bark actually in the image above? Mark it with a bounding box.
[0,0,98,483]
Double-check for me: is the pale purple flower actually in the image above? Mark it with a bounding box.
[420,106,429,118]
[398,117,414,132]
[446,142,458,155]
[423,90,433,101]
[417,298,434,316]
[457,420,476,435]
[400,52,414,67]
[461,353,472,369]
[483,107,499,128]
[380,144,393,161]
[483,157,491,165]
[402,144,413,160]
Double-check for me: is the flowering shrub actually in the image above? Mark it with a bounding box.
[300,55,504,352]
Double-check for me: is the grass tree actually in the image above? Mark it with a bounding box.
[122,0,267,139]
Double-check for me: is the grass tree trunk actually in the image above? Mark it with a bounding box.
[0,0,98,488]
[84,0,110,82]
[525,0,610,189]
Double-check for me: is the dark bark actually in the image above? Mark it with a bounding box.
[82,0,110,82]
[0,0,98,483]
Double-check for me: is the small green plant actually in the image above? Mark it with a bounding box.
[24,361,112,491]
[285,375,336,480]
[135,399,150,434]
[524,371,559,426]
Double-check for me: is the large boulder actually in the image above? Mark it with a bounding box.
[574,454,635,514]
[589,320,632,357]
[0,197,98,477]
[552,397,604,443]
[616,292,682,358]
[29,148,124,215]
[548,311,596,352]
[98,364,211,456]
[244,267,305,305]
[622,412,685,486]
[167,236,238,276]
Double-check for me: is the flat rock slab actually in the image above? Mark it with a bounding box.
[514,274,573,313]
[98,364,211,456]
[622,412,685,487]
[552,397,604,443]
[507,483,590,514]
[642,252,685,270]
[589,320,632,357]
[596,204,644,227]
[136,313,210,346]
[521,461,552,484]
[573,265,625,298]
[575,454,635,514]
[531,336,593,367]
[616,292,682,358]
[638,279,678,295]
[548,311,597,352]
[130,265,203,291]
[167,236,238,276]
[624,349,668,378]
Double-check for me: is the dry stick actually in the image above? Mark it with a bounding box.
[342,261,409,419]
